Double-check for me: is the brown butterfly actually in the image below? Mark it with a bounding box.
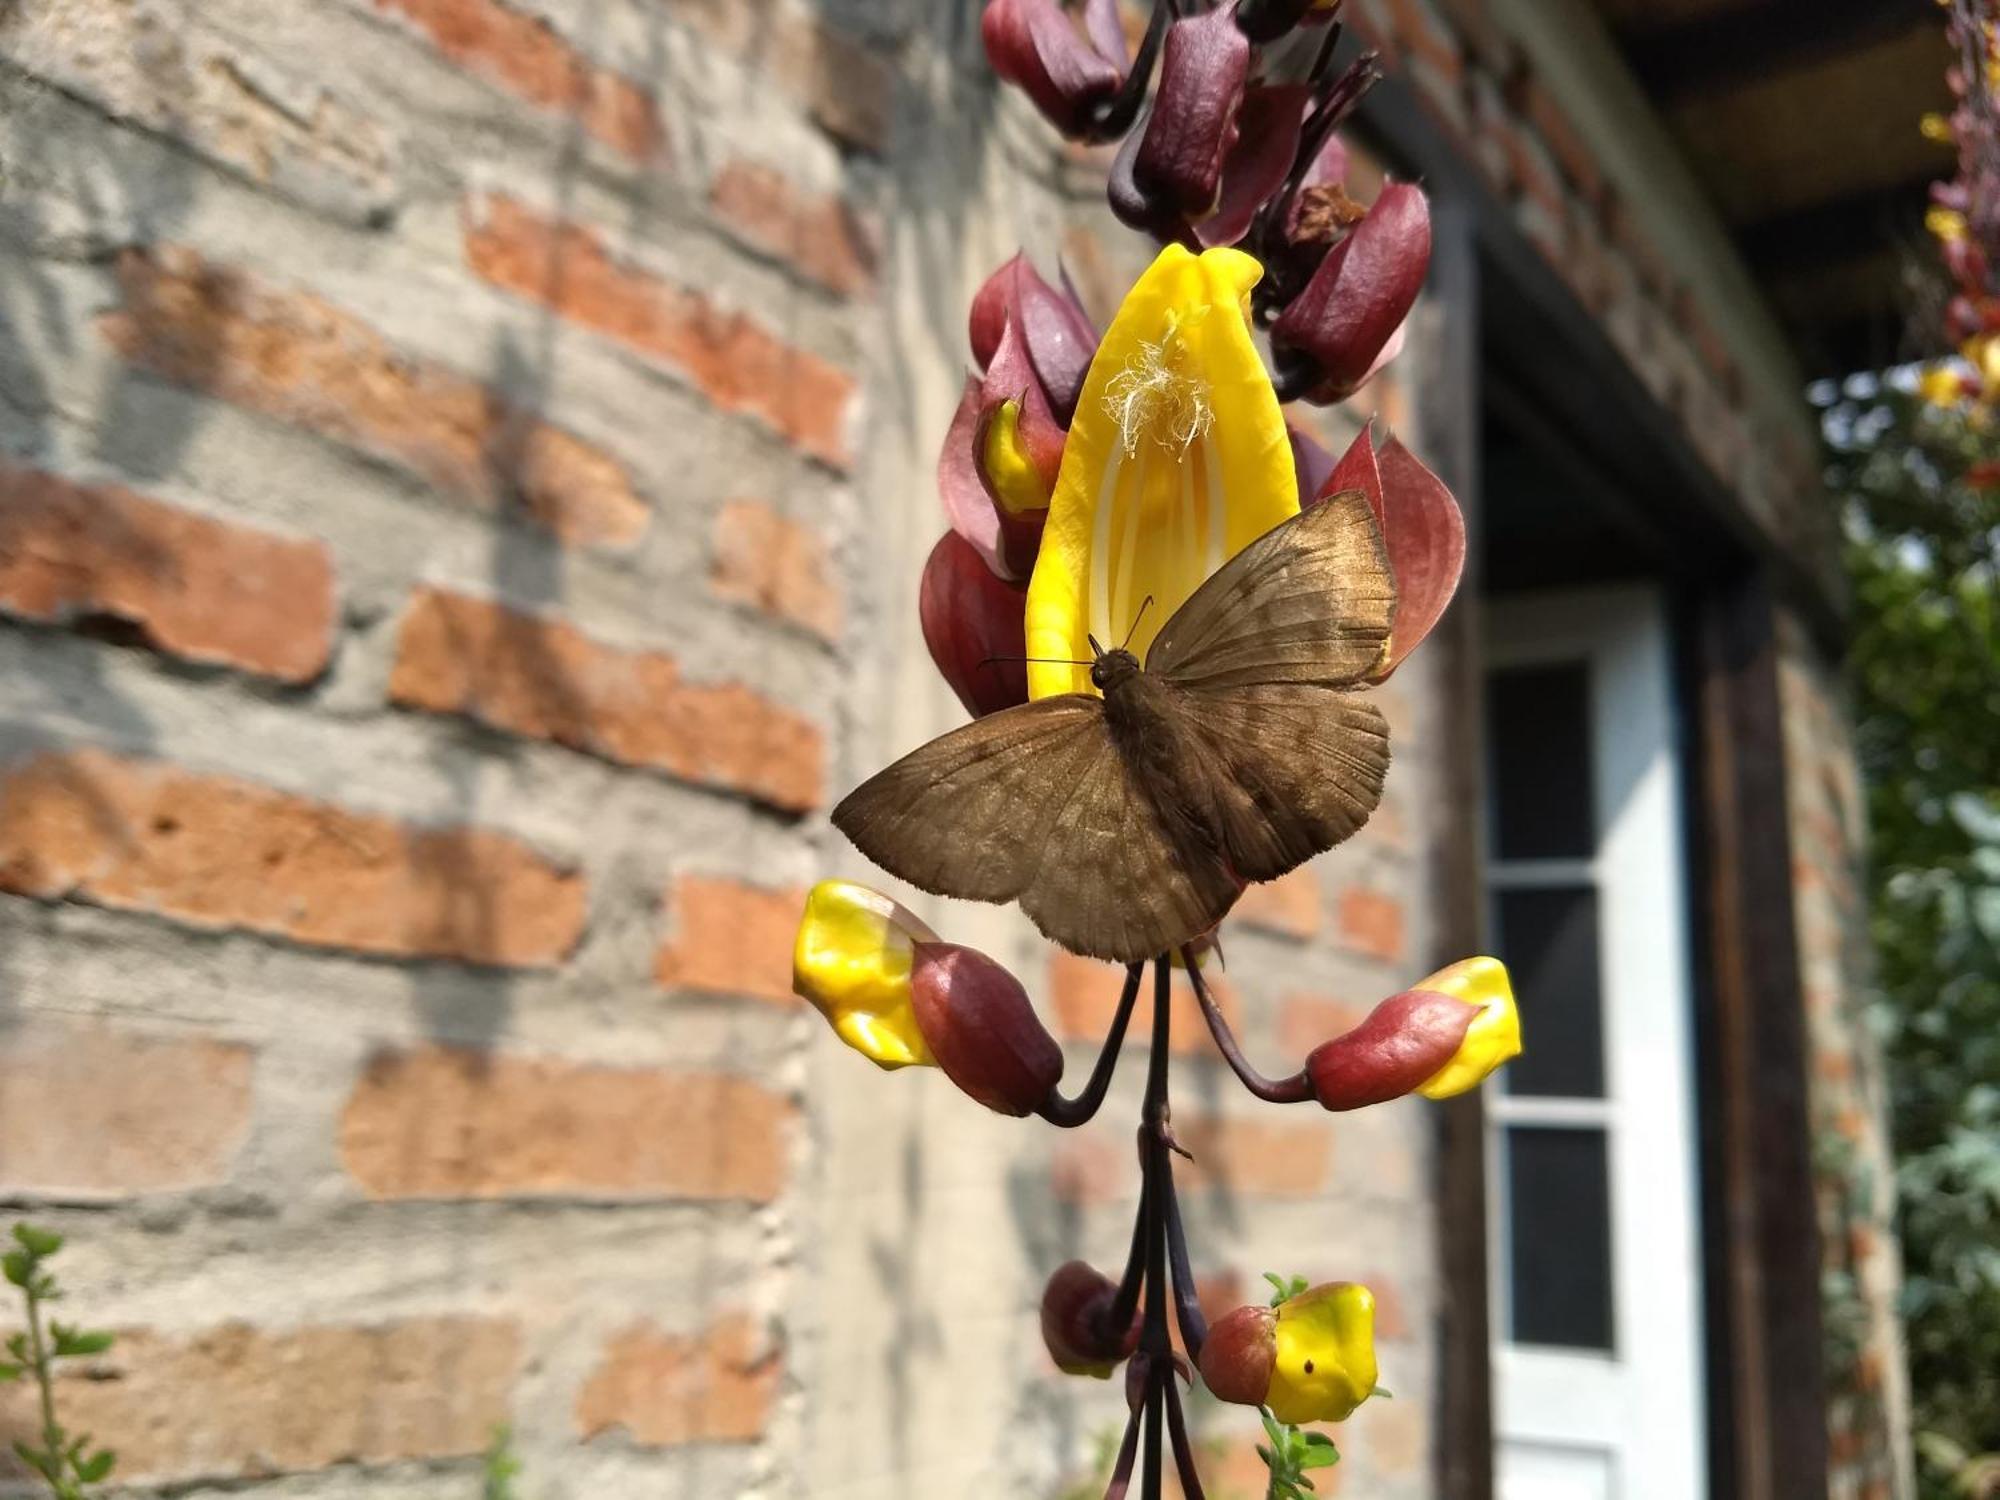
[833,490,1397,964]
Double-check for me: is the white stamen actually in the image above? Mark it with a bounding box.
[1103,323,1214,457]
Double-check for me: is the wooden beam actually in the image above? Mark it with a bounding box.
[1686,572,1832,1500]
[1736,175,1936,274]
[1624,0,1935,105]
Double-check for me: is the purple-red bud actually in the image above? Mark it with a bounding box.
[1041,1261,1142,1376]
[1198,84,1310,248]
[1304,987,1478,1111]
[1272,182,1432,403]
[909,942,1063,1114]
[1133,4,1251,223]
[918,529,1029,718]
[1197,1303,1277,1405]
[983,0,1125,138]
[968,254,1099,420]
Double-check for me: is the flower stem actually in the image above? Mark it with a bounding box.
[1039,962,1147,1128]
[1180,947,1314,1103]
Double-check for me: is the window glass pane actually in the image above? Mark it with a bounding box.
[1488,663,1594,860]
[1506,1126,1615,1351]
[1495,885,1605,1098]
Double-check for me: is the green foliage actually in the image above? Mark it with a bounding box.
[1261,1272,1309,1307]
[482,1423,523,1500]
[1256,1408,1338,1500]
[2,1224,117,1499]
[1821,382,2000,1495]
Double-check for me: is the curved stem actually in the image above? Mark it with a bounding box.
[1105,1168,1151,1339]
[1103,1398,1143,1500]
[1139,957,1174,1500]
[1089,0,1172,142]
[1165,1377,1207,1500]
[1162,1165,1207,1361]
[1039,962,1147,1128]
[1180,947,1314,1104]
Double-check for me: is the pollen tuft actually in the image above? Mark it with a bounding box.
[1103,322,1214,457]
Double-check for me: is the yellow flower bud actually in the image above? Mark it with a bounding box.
[981,399,1054,517]
[792,880,937,1070]
[1267,1282,1378,1425]
[1412,956,1522,1100]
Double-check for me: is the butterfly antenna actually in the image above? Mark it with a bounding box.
[1119,596,1156,650]
[978,655,1093,670]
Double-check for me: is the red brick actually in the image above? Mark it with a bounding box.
[340,1046,792,1201]
[1521,79,1603,205]
[672,1,894,152]
[710,160,879,297]
[575,1313,778,1447]
[709,499,841,640]
[463,195,855,469]
[371,0,661,160]
[1046,951,1240,1057]
[1337,887,1405,963]
[1362,1387,1427,1473]
[1233,866,1320,940]
[0,1316,518,1484]
[1177,1115,1332,1198]
[1277,992,1368,1061]
[0,1020,253,1197]
[98,247,646,549]
[657,876,803,1002]
[389,587,823,813]
[1386,0,1465,89]
[0,462,334,682]
[0,748,584,967]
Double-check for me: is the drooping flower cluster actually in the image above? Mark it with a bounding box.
[1919,0,2000,416]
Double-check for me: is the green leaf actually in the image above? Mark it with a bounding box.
[75,1448,115,1482]
[1370,1384,1393,1398]
[0,1362,20,1381]
[13,1439,56,1481]
[11,1225,63,1259]
[2,1250,30,1287]
[52,1327,112,1358]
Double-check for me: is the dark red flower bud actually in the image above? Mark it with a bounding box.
[1304,987,1478,1111]
[909,941,1064,1114]
[1311,424,1465,680]
[1041,1261,1142,1376]
[1197,1303,1277,1404]
[919,529,1029,718]
[969,256,1099,421]
[1132,3,1251,223]
[1272,181,1431,403]
[1198,84,1311,248]
[983,0,1125,138]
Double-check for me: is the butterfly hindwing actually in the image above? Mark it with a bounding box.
[1146,489,1396,691]
[832,695,1240,962]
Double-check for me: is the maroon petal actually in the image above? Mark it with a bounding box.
[981,314,1068,491]
[1311,421,1385,523]
[1304,988,1477,1111]
[1134,3,1251,221]
[1199,84,1310,248]
[1370,437,1466,679]
[920,529,1030,718]
[968,252,1027,371]
[1079,0,1129,71]
[910,941,1064,1114]
[1288,423,1337,503]
[967,255,1098,421]
[1272,181,1432,403]
[983,0,1124,138]
[937,376,1015,579]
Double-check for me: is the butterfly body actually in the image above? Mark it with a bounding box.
[834,493,1399,964]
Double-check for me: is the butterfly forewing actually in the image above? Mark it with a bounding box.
[1146,489,1395,691]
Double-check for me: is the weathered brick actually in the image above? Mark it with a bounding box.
[575,1313,778,1447]
[1361,1384,1427,1473]
[0,1020,253,1197]
[1521,79,1603,206]
[656,876,803,1002]
[0,462,335,683]
[709,499,841,640]
[463,195,855,469]
[1175,1116,1332,1197]
[340,1047,792,1202]
[672,0,894,152]
[389,587,823,813]
[0,1316,518,1484]
[1277,992,1368,1062]
[0,748,584,967]
[1047,951,1240,1057]
[371,0,661,160]
[99,246,648,549]
[710,160,879,297]
[1337,887,1405,963]
[1233,866,1320,940]
[0,0,397,222]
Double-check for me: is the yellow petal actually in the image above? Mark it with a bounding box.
[982,400,1053,516]
[1929,206,1969,243]
[792,880,938,1070]
[1267,1282,1378,1425]
[1413,956,1521,1099]
[1025,244,1298,699]
[1920,364,1966,408]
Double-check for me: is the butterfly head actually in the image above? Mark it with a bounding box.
[1086,634,1143,692]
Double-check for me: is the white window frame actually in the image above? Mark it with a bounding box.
[1484,585,1708,1500]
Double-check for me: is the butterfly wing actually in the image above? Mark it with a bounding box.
[831,696,1241,962]
[1146,489,1395,690]
[1145,490,1398,881]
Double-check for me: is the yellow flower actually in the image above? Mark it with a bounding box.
[1024,245,1298,698]
[1920,363,1967,408]
[1267,1283,1378,1425]
[1929,206,1969,243]
[792,880,937,1070]
[1414,956,1522,1099]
